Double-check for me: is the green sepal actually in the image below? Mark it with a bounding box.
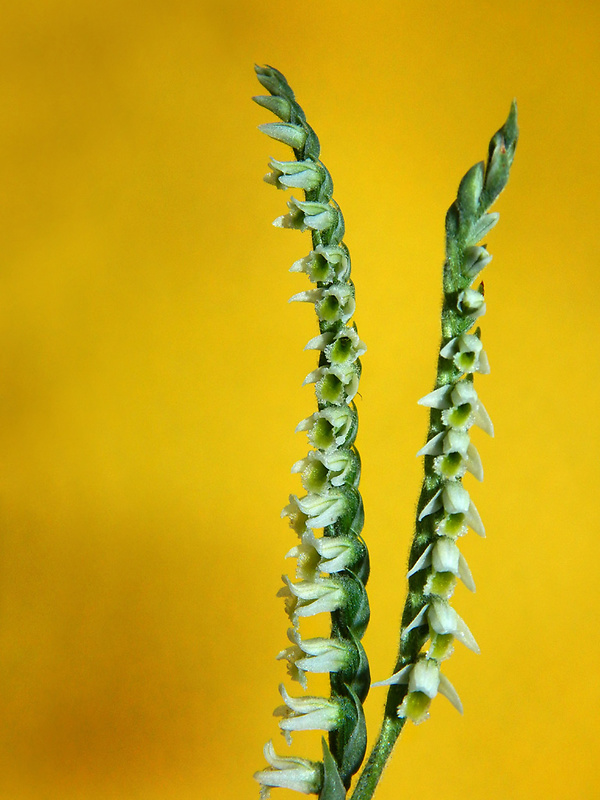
[328,486,363,538]
[456,161,484,222]
[479,99,519,210]
[319,738,346,800]
[337,572,370,639]
[302,125,322,162]
[254,64,297,104]
[353,536,370,585]
[252,94,292,121]
[345,630,370,703]
[330,685,367,785]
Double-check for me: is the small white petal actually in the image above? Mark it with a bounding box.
[295,415,315,433]
[438,674,463,713]
[289,289,322,304]
[474,400,494,436]
[466,499,486,537]
[371,664,412,688]
[302,367,325,386]
[416,432,445,457]
[407,544,433,578]
[454,615,480,654]
[466,443,484,481]
[478,349,491,374]
[304,332,334,351]
[443,429,470,456]
[442,483,471,515]
[418,489,443,521]
[439,338,458,359]
[417,385,452,409]
[432,539,460,574]
[458,553,476,592]
[409,659,440,698]
[402,604,430,637]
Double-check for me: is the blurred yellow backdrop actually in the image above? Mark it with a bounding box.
[0,0,598,798]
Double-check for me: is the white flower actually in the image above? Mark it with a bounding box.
[278,575,345,623]
[285,531,320,581]
[427,598,480,653]
[313,533,362,572]
[372,658,463,724]
[302,363,359,406]
[296,405,356,451]
[439,334,490,375]
[457,287,486,318]
[417,379,494,436]
[254,740,323,798]
[281,495,309,535]
[295,490,348,528]
[264,158,324,191]
[275,684,341,742]
[461,245,493,279]
[290,244,351,284]
[274,197,339,232]
[278,627,352,688]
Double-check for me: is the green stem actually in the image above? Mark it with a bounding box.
[348,716,405,800]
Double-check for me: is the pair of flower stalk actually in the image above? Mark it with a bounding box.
[252,64,518,800]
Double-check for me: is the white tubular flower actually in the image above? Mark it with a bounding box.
[277,628,308,688]
[372,659,462,724]
[427,598,480,653]
[292,452,330,494]
[290,244,351,284]
[275,684,341,742]
[461,245,493,279]
[442,483,485,537]
[457,287,486,318]
[274,197,339,232]
[254,740,323,798]
[296,405,355,451]
[277,627,352,688]
[324,327,367,365]
[316,284,356,324]
[313,533,362,572]
[281,495,309,535]
[303,363,359,406]
[296,637,352,674]
[440,334,490,375]
[418,380,494,436]
[265,158,324,191]
[320,448,360,488]
[295,490,348,528]
[285,531,320,581]
[280,575,345,622]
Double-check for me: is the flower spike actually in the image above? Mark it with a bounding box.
[254,64,370,794]
[359,100,517,800]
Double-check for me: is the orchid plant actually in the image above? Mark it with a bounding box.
[252,65,518,800]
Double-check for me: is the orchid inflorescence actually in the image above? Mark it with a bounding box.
[252,64,518,800]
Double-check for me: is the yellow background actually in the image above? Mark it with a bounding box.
[1,1,599,798]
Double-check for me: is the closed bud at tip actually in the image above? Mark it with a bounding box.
[253,94,292,121]
[258,122,307,150]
